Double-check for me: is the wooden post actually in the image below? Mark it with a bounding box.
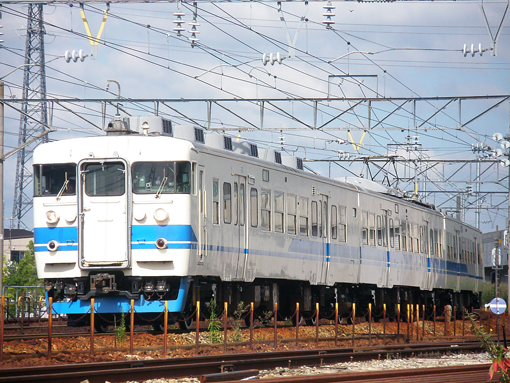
[90,298,94,356]
[315,302,319,346]
[368,303,372,344]
[130,300,134,355]
[335,302,338,347]
[352,303,356,347]
[163,301,168,356]
[397,304,400,343]
[224,301,228,352]
[296,302,299,347]
[249,302,254,350]
[196,300,200,355]
[48,297,53,360]
[383,304,386,342]
[0,296,4,362]
[274,302,278,349]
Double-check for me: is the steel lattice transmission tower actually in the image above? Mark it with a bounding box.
[12,4,48,230]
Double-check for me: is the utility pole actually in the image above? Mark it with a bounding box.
[12,3,48,230]
[0,80,4,295]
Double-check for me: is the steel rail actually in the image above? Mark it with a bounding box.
[0,341,483,383]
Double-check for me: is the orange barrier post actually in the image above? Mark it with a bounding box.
[224,301,228,352]
[296,302,299,347]
[416,304,419,341]
[315,302,319,346]
[274,302,278,349]
[422,304,425,340]
[130,300,135,355]
[196,300,200,355]
[352,303,356,347]
[406,304,410,342]
[433,305,436,336]
[0,296,4,362]
[335,302,338,347]
[48,297,53,360]
[368,303,372,344]
[397,304,400,343]
[410,304,414,340]
[453,305,457,337]
[163,301,168,356]
[383,304,386,342]
[90,298,94,356]
[250,302,254,350]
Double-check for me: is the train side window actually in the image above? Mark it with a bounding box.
[233,183,238,226]
[212,179,219,225]
[401,221,407,251]
[429,229,435,256]
[261,189,271,231]
[311,201,318,237]
[389,218,394,248]
[223,182,232,224]
[362,211,368,245]
[339,206,346,243]
[377,215,382,246]
[299,197,309,236]
[331,205,338,240]
[274,191,284,233]
[382,216,387,247]
[321,201,327,238]
[414,224,419,253]
[352,208,357,218]
[239,184,245,226]
[250,188,258,227]
[287,194,297,235]
[34,163,77,196]
[394,219,401,250]
[369,213,376,246]
[434,229,439,257]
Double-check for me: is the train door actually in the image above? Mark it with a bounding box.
[234,176,247,280]
[78,159,129,267]
[318,195,329,284]
[198,166,207,263]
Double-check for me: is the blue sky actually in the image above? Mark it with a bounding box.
[1,0,509,232]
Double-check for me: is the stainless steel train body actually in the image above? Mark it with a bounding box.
[33,116,482,329]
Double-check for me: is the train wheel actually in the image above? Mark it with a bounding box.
[94,323,109,333]
[179,314,194,331]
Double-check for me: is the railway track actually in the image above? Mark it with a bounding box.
[217,364,497,383]
[0,341,484,383]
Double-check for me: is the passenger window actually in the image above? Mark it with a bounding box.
[287,194,297,235]
[394,219,401,250]
[212,179,219,224]
[223,182,231,224]
[369,213,376,246]
[389,218,394,248]
[261,189,271,231]
[377,215,382,246]
[274,191,284,233]
[34,163,76,196]
[339,206,346,243]
[331,205,338,240]
[362,211,368,246]
[250,188,258,227]
[299,197,309,236]
[311,201,318,237]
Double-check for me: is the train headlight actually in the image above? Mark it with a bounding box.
[153,208,168,222]
[45,210,60,224]
[155,238,168,249]
[47,240,59,252]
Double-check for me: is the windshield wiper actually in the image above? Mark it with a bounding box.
[56,179,69,201]
[155,176,168,199]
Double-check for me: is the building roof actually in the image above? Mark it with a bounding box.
[4,229,33,240]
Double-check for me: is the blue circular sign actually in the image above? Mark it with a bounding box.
[489,297,507,315]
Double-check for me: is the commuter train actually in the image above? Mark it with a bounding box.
[33,115,482,331]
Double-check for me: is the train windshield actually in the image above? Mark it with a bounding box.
[34,164,76,196]
[83,162,126,196]
[132,161,190,194]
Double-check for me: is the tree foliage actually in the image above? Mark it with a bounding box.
[3,241,42,287]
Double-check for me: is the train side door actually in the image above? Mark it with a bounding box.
[78,159,129,267]
[198,166,207,264]
[235,177,247,280]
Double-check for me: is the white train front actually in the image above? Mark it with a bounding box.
[34,115,482,330]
